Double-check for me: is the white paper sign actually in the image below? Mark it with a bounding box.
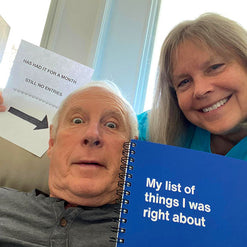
[0,40,93,157]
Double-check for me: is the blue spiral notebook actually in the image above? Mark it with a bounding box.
[115,140,247,246]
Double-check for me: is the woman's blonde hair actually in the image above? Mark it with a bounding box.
[149,13,247,145]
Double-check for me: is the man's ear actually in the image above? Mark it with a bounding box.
[47,125,55,157]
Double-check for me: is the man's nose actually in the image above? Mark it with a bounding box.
[81,123,103,147]
[193,76,214,99]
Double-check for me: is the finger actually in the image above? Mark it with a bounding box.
[0,105,6,112]
[0,91,3,104]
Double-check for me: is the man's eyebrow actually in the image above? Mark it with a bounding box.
[64,107,86,117]
[69,106,84,112]
[64,108,125,120]
[102,110,125,120]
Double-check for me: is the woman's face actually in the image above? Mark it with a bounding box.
[172,39,247,135]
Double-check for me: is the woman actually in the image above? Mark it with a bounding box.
[138,13,247,159]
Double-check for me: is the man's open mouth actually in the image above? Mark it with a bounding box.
[73,161,104,167]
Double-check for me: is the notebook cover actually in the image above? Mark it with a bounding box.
[116,139,247,246]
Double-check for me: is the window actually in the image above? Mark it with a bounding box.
[143,0,247,111]
[0,0,51,89]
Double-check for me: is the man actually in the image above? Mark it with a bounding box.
[0,81,138,246]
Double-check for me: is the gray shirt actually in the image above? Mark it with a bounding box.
[0,187,119,246]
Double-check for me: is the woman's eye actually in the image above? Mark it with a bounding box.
[177,78,190,88]
[72,118,83,124]
[106,122,117,129]
[209,63,224,71]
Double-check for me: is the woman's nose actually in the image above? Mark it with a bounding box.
[193,76,214,99]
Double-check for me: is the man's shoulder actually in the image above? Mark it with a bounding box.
[0,187,21,195]
[0,187,32,202]
[0,186,29,193]
[0,188,50,216]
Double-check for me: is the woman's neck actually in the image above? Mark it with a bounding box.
[210,126,247,155]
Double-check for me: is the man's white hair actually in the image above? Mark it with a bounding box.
[51,80,138,139]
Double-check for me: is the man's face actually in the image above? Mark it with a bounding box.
[47,87,131,206]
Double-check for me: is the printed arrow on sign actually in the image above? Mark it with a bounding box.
[8,107,48,130]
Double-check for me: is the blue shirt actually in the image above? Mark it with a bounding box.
[137,111,149,141]
[137,111,247,161]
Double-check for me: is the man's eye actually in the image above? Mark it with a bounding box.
[72,118,83,124]
[106,122,117,129]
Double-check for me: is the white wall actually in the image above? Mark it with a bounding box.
[42,0,105,66]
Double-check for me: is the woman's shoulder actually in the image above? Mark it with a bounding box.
[137,111,149,123]
[137,111,149,141]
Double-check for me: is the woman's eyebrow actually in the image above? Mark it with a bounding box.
[173,73,189,82]
[173,57,218,81]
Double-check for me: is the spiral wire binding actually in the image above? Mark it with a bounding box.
[109,141,136,244]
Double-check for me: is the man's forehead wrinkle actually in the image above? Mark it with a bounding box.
[64,106,126,122]
[67,88,127,113]
[62,99,127,119]
[65,106,86,115]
